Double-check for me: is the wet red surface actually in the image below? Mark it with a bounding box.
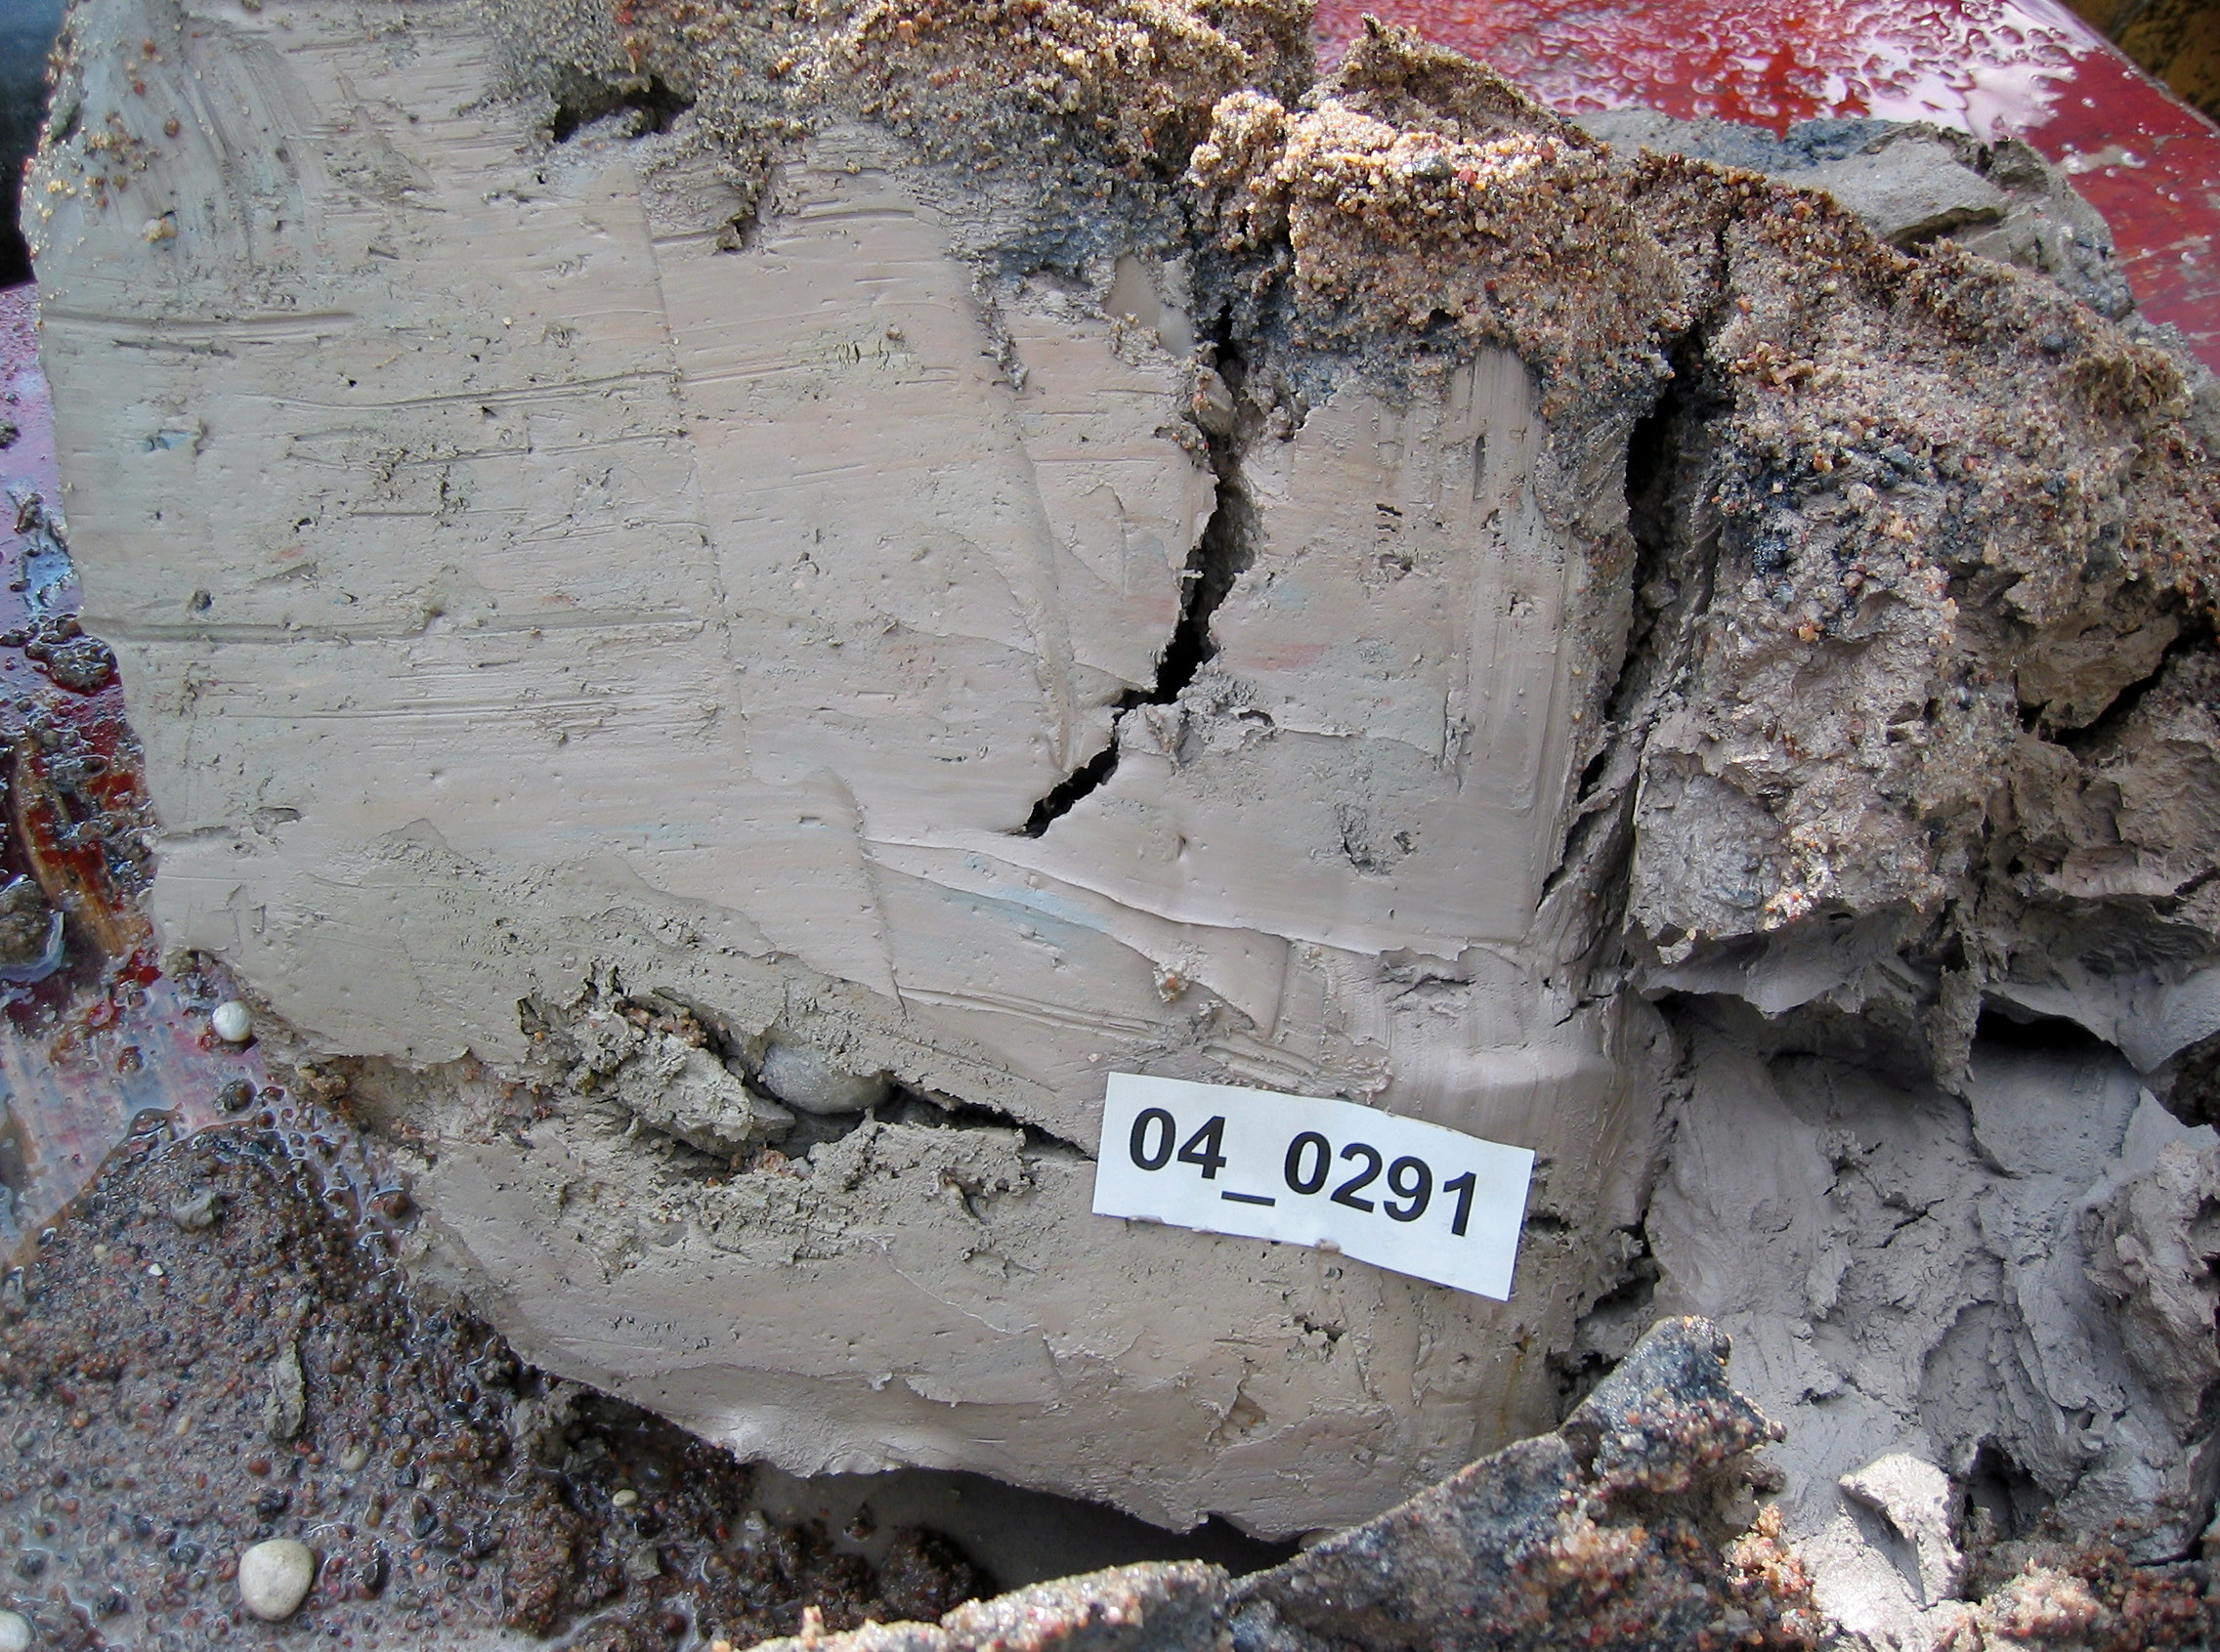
[0,284,270,1260]
[1314,0,2220,369]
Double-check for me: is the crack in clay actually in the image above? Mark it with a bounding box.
[864,1087,1094,1163]
[2049,617,2217,752]
[1021,351,1257,838]
[1530,331,1723,937]
[535,987,1096,1165]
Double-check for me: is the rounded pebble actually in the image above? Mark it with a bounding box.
[756,1040,890,1116]
[238,1539,317,1621]
[0,1609,31,1652]
[211,999,252,1042]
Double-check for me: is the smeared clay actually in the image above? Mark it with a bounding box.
[29,0,2220,1591]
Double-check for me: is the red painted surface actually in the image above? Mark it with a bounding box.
[0,284,270,1260]
[1314,0,2220,368]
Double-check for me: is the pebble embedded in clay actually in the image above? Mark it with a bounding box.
[1838,1454,1964,1603]
[0,875,60,983]
[755,1041,892,1117]
[237,1539,317,1621]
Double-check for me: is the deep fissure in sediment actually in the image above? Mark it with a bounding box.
[1022,349,1256,837]
[1532,336,1721,930]
[510,987,1095,1165]
[548,72,695,142]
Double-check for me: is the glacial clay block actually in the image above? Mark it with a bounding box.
[27,0,1648,1535]
[37,0,2220,1551]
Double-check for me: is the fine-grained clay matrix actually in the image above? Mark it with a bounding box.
[27,0,2220,1611]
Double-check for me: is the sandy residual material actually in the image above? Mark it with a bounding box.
[32,0,2220,1570]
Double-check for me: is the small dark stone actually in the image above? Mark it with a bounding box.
[0,876,57,977]
[40,636,116,693]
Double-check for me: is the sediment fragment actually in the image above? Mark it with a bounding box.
[26,0,2220,1603]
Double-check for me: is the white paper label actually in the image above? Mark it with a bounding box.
[1090,1073,1536,1300]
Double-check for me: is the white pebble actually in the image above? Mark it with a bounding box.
[210,999,252,1042]
[0,1609,31,1652]
[237,1540,316,1621]
[755,1040,890,1116]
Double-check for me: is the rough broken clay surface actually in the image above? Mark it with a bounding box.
[1837,1454,1962,1603]
[29,0,2220,1569]
[1649,1012,2220,1560]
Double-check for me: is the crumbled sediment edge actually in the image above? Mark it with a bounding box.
[737,1319,1827,1652]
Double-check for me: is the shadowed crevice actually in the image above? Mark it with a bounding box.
[1021,352,1256,837]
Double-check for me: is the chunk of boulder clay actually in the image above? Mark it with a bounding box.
[236,1540,317,1622]
[31,0,2220,1558]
